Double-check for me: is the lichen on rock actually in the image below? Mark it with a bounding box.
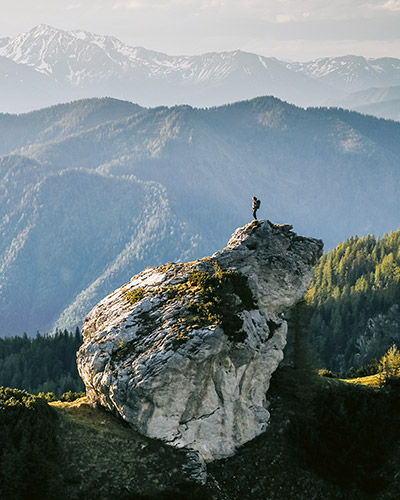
[77,220,322,462]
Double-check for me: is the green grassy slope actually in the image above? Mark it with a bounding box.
[51,398,205,500]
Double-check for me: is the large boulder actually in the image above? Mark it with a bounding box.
[77,220,322,462]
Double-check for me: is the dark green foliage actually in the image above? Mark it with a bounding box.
[306,230,400,371]
[185,263,256,341]
[342,360,380,378]
[120,484,210,500]
[0,387,60,500]
[384,376,400,399]
[288,383,397,493]
[0,328,84,397]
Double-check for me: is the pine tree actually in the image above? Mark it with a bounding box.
[378,344,400,386]
[306,229,400,371]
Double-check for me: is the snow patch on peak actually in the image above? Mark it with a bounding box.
[71,30,91,41]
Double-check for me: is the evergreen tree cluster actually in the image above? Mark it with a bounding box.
[0,387,60,500]
[289,382,399,493]
[0,329,84,397]
[306,230,400,371]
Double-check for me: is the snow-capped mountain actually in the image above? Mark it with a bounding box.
[289,55,400,93]
[1,25,400,114]
[0,25,130,84]
[0,25,294,85]
[0,24,330,110]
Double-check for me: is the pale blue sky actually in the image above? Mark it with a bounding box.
[1,0,400,60]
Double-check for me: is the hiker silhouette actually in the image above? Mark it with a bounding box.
[252,196,261,220]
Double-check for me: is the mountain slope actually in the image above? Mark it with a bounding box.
[0,55,62,113]
[330,85,400,108]
[1,97,400,335]
[354,99,400,121]
[0,97,141,155]
[305,229,400,372]
[0,163,199,335]
[327,86,400,121]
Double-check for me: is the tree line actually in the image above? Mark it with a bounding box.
[0,329,84,397]
[0,387,60,500]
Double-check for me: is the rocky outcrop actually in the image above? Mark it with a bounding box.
[77,220,322,462]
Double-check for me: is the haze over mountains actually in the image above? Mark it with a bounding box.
[329,86,400,121]
[1,25,400,119]
[1,96,400,336]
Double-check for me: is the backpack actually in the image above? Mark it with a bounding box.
[256,199,261,209]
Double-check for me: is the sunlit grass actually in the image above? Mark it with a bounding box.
[317,369,381,388]
[340,374,381,388]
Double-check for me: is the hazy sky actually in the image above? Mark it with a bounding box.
[2,0,400,60]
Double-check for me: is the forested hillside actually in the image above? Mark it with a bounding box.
[2,96,400,335]
[306,230,400,372]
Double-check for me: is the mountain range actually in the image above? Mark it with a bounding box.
[1,96,400,336]
[329,86,400,121]
[1,25,400,117]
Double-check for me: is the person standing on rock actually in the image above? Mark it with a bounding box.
[252,196,261,220]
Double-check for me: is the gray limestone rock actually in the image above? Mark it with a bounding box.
[77,220,322,462]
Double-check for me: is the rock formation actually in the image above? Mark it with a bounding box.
[77,220,322,462]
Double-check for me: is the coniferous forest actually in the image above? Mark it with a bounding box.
[305,229,400,372]
[0,329,84,397]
